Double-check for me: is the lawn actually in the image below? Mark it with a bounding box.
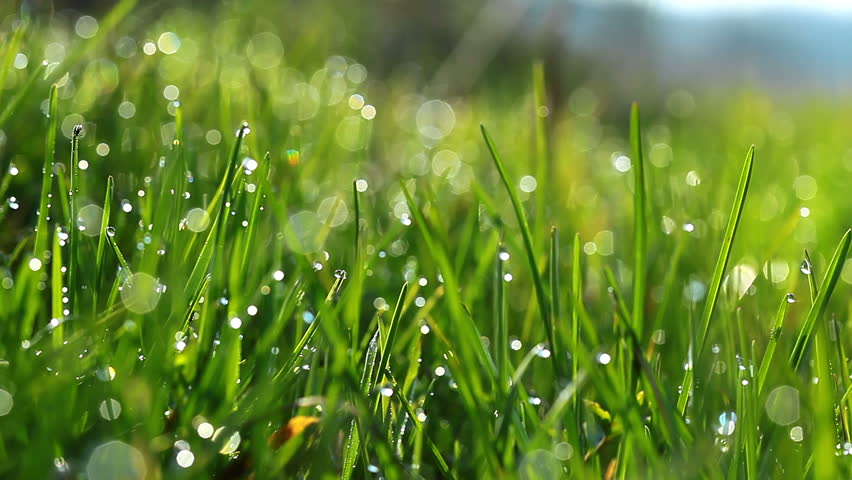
[1,1,851,478]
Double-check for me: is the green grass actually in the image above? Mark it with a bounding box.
[3,2,852,479]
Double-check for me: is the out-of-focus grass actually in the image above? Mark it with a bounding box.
[2,1,852,479]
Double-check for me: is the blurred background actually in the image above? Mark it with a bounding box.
[1,0,852,286]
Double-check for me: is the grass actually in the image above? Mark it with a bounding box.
[2,2,852,479]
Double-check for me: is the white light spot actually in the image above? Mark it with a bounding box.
[176,450,194,468]
[435,366,446,377]
[273,270,285,281]
[75,16,99,39]
[598,352,612,365]
[519,175,538,193]
[28,258,43,271]
[229,317,242,329]
[197,422,214,439]
[361,105,376,120]
[157,32,181,55]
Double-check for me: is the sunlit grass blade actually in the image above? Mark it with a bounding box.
[677,145,754,414]
[371,283,409,412]
[33,83,58,260]
[45,0,139,83]
[696,145,755,354]
[274,274,347,382]
[50,228,64,347]
[93,176,113,312]
[0,60,45,129]
[401,180,499,474]
[66,124,83,313]
[630,102,648,339]
[0,18,27,104]
[239,152,269,272]
[789,228,852,370]
[481,124,561,378]
[532,61,549,225]
[756,294,790,394]
[494,241,509,388]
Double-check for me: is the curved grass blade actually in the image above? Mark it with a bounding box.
[789,228,852,370]
[481,124,561,377]
[696,145,755,355]
[678,145,754,413]
[0,61,46,129]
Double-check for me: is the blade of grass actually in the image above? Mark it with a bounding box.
[756,294,790,394]
[34,83,58,260]
[93,176,113,313]
[0,60,46,129]
[677,145,754,414]
[789,229,852,370]
[67,125,83,315]
[481,124,561,378]
[372,283,409,412]
[630,102,648,339]
[0,18,28,104]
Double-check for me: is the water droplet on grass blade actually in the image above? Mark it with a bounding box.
[790,426,804,442]
[786,293,796,303]
[800,259,812,275]
[99,399,122,420]
[716,412,737,436]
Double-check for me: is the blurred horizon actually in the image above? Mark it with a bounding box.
[5,0,852,108]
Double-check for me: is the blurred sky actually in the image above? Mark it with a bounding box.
[559,0,852,100]
[647,0,852,13]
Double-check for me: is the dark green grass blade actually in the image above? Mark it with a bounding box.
[481,124,561,378]
[789,229,852,370]
[33,84,58,260]
[630,102,648,338]
[391,386,453,477]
